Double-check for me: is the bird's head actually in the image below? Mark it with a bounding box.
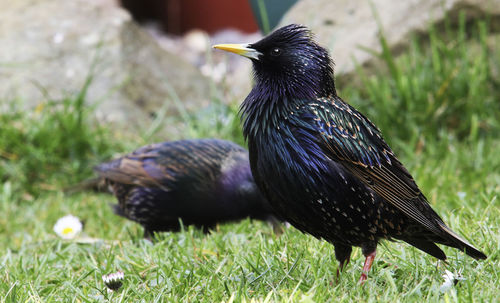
[214,24,336,99]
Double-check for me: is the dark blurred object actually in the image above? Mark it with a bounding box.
[248,0,297,33]
[120,0,259,34]
[93,139,281,237]
[119,0,165,23]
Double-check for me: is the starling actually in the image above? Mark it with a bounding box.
[214,24,486,282]
[95,139,280,238]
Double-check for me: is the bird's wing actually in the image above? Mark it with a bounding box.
[95,139,244,192]
[299,96,444,235]
[94,143,175,191]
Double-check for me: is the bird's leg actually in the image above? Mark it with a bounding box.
[337,255,351,278]
[143,228,154,241]
[334,244,352,282]
[267,216,284,235]
[359,250,376,283]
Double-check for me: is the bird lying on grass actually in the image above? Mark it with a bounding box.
[93,139,281,238]
[214,24,486,282]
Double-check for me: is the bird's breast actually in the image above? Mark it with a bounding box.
[249,125,329,195]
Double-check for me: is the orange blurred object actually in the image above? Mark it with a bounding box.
[167,0,259,34]
[120,0,259,34]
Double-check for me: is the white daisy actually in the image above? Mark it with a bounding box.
[53,214,83,239]
[102,271,124,291]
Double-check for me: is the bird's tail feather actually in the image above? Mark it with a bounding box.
[404,238,447,260]
[64,177,107,194]
[437,221,487,260]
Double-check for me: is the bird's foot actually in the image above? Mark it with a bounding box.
[359,272,368,284]
[358,250,376,284]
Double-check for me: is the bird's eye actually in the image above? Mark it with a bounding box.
[270,48,281,56]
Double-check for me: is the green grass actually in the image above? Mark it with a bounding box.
[0,78,123,197]
[0,16,499,302]
[0,138,497,302]
[346,13,500,152]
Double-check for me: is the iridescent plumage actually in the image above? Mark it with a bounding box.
[95,139,279,237]
[214,24,486,282]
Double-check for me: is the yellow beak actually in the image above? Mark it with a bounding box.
[212,43,261,60]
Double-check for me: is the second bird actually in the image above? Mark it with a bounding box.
[95,139,280,238]
[214,24,486,282]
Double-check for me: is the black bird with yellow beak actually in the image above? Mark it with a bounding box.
[213,24,486,283]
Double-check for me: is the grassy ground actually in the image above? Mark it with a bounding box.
[0,18,499,302]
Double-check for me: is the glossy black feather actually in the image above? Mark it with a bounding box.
[223,24,486,267]
[95,139,280,237]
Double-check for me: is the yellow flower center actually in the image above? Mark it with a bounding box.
[62,227,74,235]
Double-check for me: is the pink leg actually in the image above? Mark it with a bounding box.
[359,250,376,283]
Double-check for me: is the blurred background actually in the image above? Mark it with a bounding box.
[0,0,300,132]
[0,0,498,300]
[1,0,499,140]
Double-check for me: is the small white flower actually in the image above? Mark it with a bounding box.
[457,192,467,200]
[53,215,83,239]
[440,269,465,292]
[102,271,124,291]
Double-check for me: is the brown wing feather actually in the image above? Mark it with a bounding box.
[94,144,172,191]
